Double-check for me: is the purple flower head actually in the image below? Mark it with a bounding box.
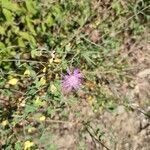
[62,68,83,94]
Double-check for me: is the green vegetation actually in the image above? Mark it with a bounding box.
[0,0,149,149]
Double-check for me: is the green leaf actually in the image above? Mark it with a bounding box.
[52,4,63,20]
[1,0,21,12]
[0,26,5,35]
[25,16,36,35]
[19,32,30,40]
[41,22,46,32]
[47,107,56,116]
[12,26,19,34]
[15,142,22,150]
[30,36,36,46]
[24,105,37,114]
[33,97,45,108]
[81,51,97,65]
[18,38,25,47]
[45,15,55,27]
[25,0,37,14]
[112,1,122,15]
[19,32,36,46]
[2,8,13,22]
[0,42,5,49]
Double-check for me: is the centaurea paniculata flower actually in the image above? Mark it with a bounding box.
[62,69,83,94]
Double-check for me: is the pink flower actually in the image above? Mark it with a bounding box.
[62,69,83,94]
